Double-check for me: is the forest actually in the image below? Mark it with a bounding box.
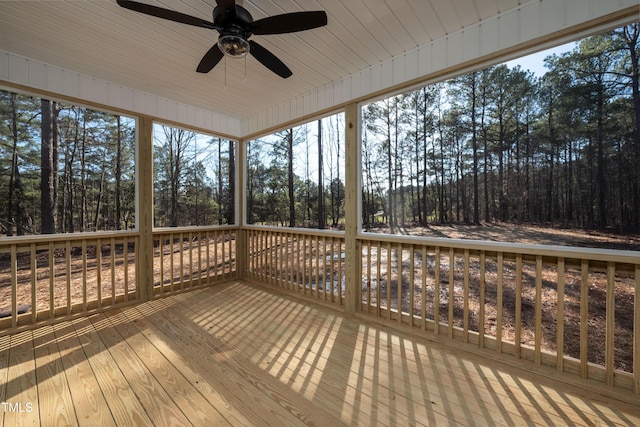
[247,24,640,234]
[246,115,345,228]
[0,94,137,235]
[362,25,640,233]
[0,93,235,235]
[1,24,639,236]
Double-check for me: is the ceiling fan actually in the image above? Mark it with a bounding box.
[116,0,328,78]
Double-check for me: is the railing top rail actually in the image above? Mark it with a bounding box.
[243,225,345,239]
[0,230,140,246]
[153,225,239,234]
[358,232,640,265]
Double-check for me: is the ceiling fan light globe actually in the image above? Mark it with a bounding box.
[218,35,250,58]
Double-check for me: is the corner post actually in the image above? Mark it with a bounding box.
[137,115,154,302]
[236,138,247,278]
[344,102,361,315]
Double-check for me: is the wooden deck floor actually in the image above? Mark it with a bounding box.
[1,281,638,426]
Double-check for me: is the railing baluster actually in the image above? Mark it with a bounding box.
[409,245,415,328]
[124,236,130,299]
[338,239,343,305]
[67,240,73,314]
[386,242,392,321]
[634,264,640,394]
[82,240,88,311]
[159,236,165,295]
[497,252,503,353]
[398,243,403,325]
[188,232,194,288]
[515,254,523,359]
[197,233,202,287]
[323,236,328,300]
[556,257,565,372]
[535,256,543,365]
[421,246,427,331]
[206,232,211,284]
[178,232,184,289]
[96,239,102,308]
[605,262,615,387]
[170,235,175,292]
[463,249,469,343]
[580,259,589,379]
[30,244,37,322]
[434,247,440,335]
[287,233,293,290]
[479,251,486,348]
[330,237,336,302]
[448,247,454,338]
[49,242,55,315]
[11,245,17,328]
[376,241,382,317]
[298,233,303,293]
[366,240,372,313]
[315,235,320,298]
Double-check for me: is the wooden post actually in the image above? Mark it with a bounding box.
[137,116,154,302]
[344,103,360,315]
[236,138,247,278]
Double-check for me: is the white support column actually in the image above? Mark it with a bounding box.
[137,115,154,302]
[344,102,361,315]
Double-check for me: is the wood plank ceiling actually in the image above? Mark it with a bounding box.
[0,0,636,137]
[0,1,521,119]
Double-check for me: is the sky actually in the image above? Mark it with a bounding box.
[504,42,577,76]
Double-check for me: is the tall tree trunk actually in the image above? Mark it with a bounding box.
[115,116,123,230]
[596,90,607,229]
[80,113,87,231]
[623,24,640,230]
[287,129,295,227]
[7,93,24,235]
[318,120,325,229]
[421,89,429,225]
[40,99,59,234]
[218,138,224,225]
[226,140,235,224]
[470,72,480,224]
[386,101,395,232]
[93,165,105,229]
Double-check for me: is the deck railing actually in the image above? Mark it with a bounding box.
[358,233,640,394]
[0,226,238,333]
[2,224,638,394]
[242,226,639,394]
[0,232,139,331]
[244,226,346,306]
[152,226,238,297]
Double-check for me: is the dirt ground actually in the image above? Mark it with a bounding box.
[375,221,640,251]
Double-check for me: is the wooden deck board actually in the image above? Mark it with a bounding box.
[72,316,153,425]
[0,280,638,426]
[32,326,78,426]
[4,331,39,426]
[104,309,232,426]
[88,313,193,427]
[52,321,116,426]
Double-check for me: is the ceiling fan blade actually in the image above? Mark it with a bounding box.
[197,44,225,73]
[215,0,237,27]
[249,41,292,78]
[117,1,216,29]
[250,11,327,35]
